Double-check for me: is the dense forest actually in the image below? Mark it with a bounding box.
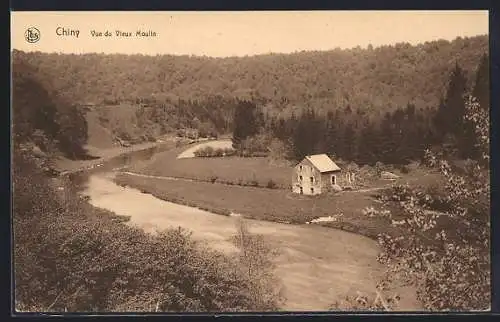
[273,56,489,164]
[12,35,488,167]
[231,54,489,166]
[11,35,488,166]
[12,59,89,159]
[13,35,486,112]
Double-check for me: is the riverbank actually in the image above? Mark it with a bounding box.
[114,172,402,241]
[85,173,420,311]
[54,140,177,174]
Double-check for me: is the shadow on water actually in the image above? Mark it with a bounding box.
[65,144,171,193]
[62,146,102,161]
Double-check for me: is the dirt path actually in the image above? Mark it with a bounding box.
[120,171,198,182]
[339,186,389,193]
[177,139,233,159]
[120,171,279,190]
[120,171,391,195]
[84,173,420,311]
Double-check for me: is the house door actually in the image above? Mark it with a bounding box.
[300,187,303,194]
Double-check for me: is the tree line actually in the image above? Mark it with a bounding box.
[232,53,489,165]
[12,35,487,115]
[12,49,489,167]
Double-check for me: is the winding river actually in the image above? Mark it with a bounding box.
[71,144,418,311]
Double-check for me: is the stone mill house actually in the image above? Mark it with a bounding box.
[292,154,348,195]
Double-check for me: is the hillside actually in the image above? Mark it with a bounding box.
[12,35,487,114]
[84,109,119,149]
[11,35,488,162]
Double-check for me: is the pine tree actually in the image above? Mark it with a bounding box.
[445,62,468,137]
[472,53,490,112]
[342,122,356,162]
[291,110,311,160]
[274,117,287,140]
[12,61,61,145]
[232,100,258,150]
[358,120,379,165]
[432,62,468,156]
[378,112,398,164]
[398,103,418,163]
[324,111,339,155]
[457,54,490,160]
[432,96,447,142]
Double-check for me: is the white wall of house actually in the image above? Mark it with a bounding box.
[292,160,322,195]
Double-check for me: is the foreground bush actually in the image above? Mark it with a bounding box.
[372,96,490,311]
[13,150,277,312]
[231,219,284,311]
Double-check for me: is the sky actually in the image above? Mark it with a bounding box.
[11,11,489,57]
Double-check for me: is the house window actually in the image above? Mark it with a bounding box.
[310,177,314,184]
[299,175,303,182]
[300,187,303,194]
[310,188,314,194]
[331,175,336,185]
[299,165,303,171]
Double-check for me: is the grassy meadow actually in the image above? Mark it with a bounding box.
[128,145,295,189]
[115,172,397,239]
[117,144,445,241]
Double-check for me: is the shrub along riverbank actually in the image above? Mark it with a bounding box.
[13,149,282,312]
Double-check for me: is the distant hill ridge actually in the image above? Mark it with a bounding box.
[12,35,488,113]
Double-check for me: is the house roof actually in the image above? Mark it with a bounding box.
[304,154,341,173]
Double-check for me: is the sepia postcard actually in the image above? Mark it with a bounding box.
[10,10,491,314]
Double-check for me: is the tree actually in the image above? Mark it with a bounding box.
[357,120,380,165]
[341,122,357,162]
[289,113,309,160]
[378,112,398,164]
[374,95,490,311]
[324,111,340,155]
[12,60,60,146]
[431,62,481,159]
[434,63,467,140]
[472,54,489,112]
[56,104,89,159]
[458,55,490,159]
[232,100,258,151]
[272,117,288,141]
[432,97,447,143]
[289,108,324,160]
[12,60,89,158]
[231,219,284,311]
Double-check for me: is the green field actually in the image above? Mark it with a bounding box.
[119,143,445,240]
[129,144,442,190]
[115,172,405,239]
[129,146,296,189]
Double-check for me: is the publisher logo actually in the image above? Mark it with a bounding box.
[25,27,40,43]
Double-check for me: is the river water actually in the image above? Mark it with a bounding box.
[69,146,416,311]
